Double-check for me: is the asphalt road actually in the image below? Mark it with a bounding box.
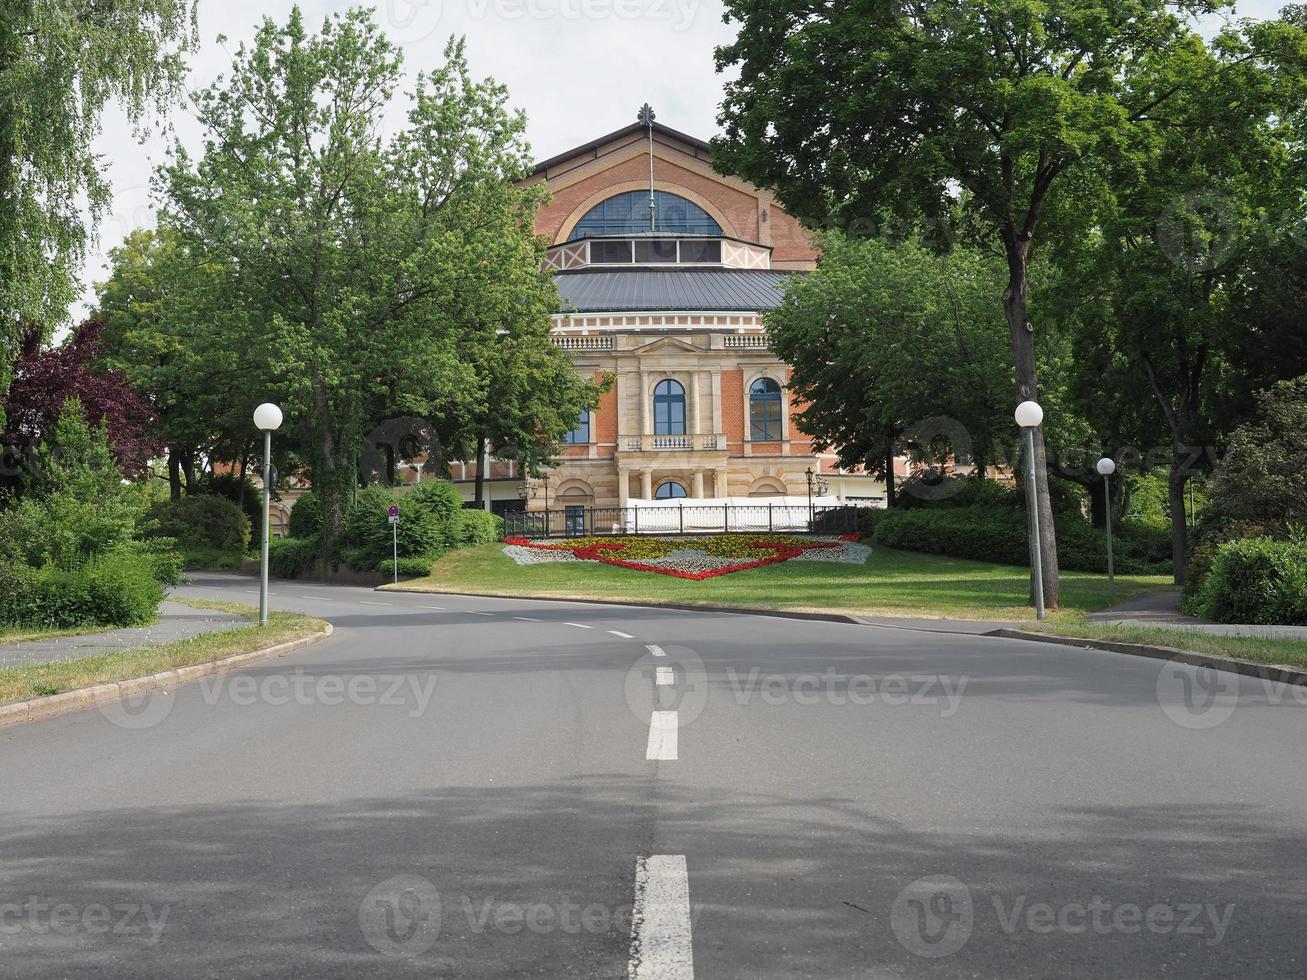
[1,572,1305,978]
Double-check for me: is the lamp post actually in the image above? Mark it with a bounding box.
[1014,400,1046,620]
[805,467,815,528]
[252,402,283,626]
[1097,457,1116,599]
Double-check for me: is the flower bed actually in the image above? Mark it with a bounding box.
[502,533,868,579]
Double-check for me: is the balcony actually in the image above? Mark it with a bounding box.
[621,433,724,453]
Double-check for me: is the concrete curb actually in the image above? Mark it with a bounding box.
[0,624,334,730]
[379,585,867,626]
[988,628,1307,688]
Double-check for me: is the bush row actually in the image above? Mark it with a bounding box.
[0,547,174,630]
[145,494,250,553]
[869,504,1171,575]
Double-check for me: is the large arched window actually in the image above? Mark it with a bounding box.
[749,377,783,441]
[653,380,686,435]
[567,191,723,240]
[655,481,688,499]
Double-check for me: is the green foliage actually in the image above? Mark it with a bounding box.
[342,486,445,571]
[0,549,165,629]
[406,480,463,529]
[144,494,249,553]
[267,536,321,580]
[454,509,503,546]
[201,472,262,528]
[287,491,323,539]
[897,476,1018,511]
[872,506,1169,575]
[380,555,438,578]
[0,402,148,569]
[0,0,196,407]
[1191,537,1307,625]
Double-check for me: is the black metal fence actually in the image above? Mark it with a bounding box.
[504,504,860,538]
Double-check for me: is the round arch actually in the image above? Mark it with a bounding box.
[554,180,739,244]
[747,476,787,497]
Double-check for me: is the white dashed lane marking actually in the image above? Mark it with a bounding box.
[360,601,392,606]
[513,616,542,622]
[469,611,494,617]
[646,645,666,657]
[655,667,674,686]
[609,630,636,639]
[565,623,593,629]
[645,711,678,761]
[629,855,694,979]
[415,605,445,611]
[300,596,332,601]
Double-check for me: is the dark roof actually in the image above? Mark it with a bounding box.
[553,269,796,313]
[531,121,712,176]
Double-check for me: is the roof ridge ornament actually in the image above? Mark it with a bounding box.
[638,104,656,232]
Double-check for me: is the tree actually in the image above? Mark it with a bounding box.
[765,233,1011,506]
[0,0,196,418]
[713,0,1254,607]
[2,319,160,486]
[95,227,247,499]
[160,9,575,551]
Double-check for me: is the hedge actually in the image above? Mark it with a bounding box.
[0,549,166,630]
[871,504,1170,575]
[376,555,437,578]
[268,535,321,579]
[287,491,323,539]
[1190,537,1307,625]
[145,494,250,553]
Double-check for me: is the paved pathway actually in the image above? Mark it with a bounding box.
[1088,589,1307,640]
[0,600,246,668]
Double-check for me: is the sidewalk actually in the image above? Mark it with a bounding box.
[1087,590,1307,640]
[0,601,246,669]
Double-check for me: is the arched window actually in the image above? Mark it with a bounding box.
[653,379,686,435]
[567,191,723,240]
[749,377,783,441]
[655,481,688,499]
[562,411,590,445]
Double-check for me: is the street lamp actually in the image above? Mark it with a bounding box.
[253,402,282,626]
[1014,400,1046,621]
[1097,457,1116,599]
[805,467,815,528]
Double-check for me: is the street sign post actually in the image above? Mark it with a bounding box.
[389,505,400,583]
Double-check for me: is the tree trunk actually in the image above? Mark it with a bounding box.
[473,433,487,509]
[1002,236,1061,608]
[1168,459,1189,586]
[883,446,896,508]
[180,450,197,494]
[167,451,182,501]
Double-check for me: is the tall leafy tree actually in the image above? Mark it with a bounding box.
[0,0,196,417]
[766,233,1011,505]
[712,0,1256,607]
[160,9,578,548]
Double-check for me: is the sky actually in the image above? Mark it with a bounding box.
[75,0,1287,320]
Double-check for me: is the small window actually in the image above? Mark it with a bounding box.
[653,379,686,435]
[750,377,783,441]
[634,239,678,263]
[655,481,688,499]
[679,239,721,264]
[591,240,633,263]
[562,411,590,445]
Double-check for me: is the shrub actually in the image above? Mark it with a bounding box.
[202,471,263,528]
[145,494,250,553]
[1191,536,1307,625]
[342,486,400,549]
[406,480,464,548]
[377,555,437,578]
[342,487,445,571]
[855,507,885,535]
[896,475,1016,510]
[454,509,503,545]
[287,491,323,538]
[0,550,165,629]
[268,536,321,579]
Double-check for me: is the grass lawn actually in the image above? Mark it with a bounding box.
[1024,622,1307,670]
[391,541,1170,622]
[0,598,327,705]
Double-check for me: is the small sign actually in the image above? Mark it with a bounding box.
[388,505,400,524]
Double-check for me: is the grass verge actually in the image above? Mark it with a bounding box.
[1022,622,1307,670]
[0,598,327,706]
[392,542,1171,622]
